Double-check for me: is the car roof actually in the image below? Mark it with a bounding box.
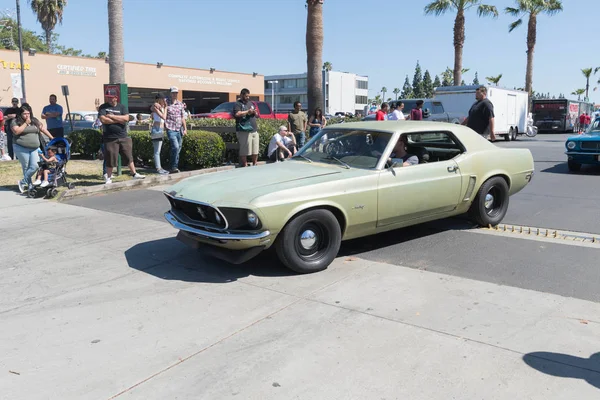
[69,111,97,114]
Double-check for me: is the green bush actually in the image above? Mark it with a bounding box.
[68,129,102,158]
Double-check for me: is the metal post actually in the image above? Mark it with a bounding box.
[15,0,26,102]
[268,80,278,114]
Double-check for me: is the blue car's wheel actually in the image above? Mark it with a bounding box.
[567,160,581,172]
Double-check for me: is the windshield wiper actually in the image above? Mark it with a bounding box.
[293,154,312,163]
[327,156,350,169]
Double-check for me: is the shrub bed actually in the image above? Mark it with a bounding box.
[68,129,102,158]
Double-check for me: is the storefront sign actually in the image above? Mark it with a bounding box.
[0,60,30,70]
[57,64,97,77]
[168,73,241,87]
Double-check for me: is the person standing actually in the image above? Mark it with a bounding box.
[409,100,424,121]
[98,94,145,184]
[388,102,406,120]
[4,97,20,160]
[150,95,169,174]
[233,88,259,167]
[41,94,64,138]
[464,86,497,141]
[288,101,308,147]
[376,103,389,121]
[308,107,326,138]
[165,87,187,173]
[0,108,7,161]
[584,112,592,132]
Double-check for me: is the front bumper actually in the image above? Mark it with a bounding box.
[164,211,272,263]
[565,151,600,165]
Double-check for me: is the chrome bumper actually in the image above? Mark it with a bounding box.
[565,151,600,156]
[164,211,270,241]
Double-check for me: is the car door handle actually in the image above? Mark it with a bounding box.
[447,165,458,173]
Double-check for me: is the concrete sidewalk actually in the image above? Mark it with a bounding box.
[1,188,599,399]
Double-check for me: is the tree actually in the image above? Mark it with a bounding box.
[96,51,107,59]
[29,0,67,54]
[323,61,332,71]
[461,79,466,86]
[486,74,503,86]
[306,0,324,114]
[472,71,480,85]
[412,61,424,98]
[581,67,599,101]
[425,0,498,86]
[393,88,400,100]
[571,89,585,101]
[401,75,413,99]
[0,18,48,52]
[506,0,563,95]
[423,70,434,98]
[441,67,454,86]
[107,0,125,84]
[433,75,442,88]
[374,94,382,105]
[381,87,387,101]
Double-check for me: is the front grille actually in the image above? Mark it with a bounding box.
[165,195,226,229]
[581,141,600,151]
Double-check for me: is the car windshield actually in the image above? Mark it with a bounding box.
[293,129,393,169]
[212,102,235,113]
[588,118,600,132]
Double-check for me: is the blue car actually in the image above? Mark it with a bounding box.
[565,117,600,172]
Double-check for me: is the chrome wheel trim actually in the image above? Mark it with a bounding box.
[300,230,317,250]
[484,193,494,209]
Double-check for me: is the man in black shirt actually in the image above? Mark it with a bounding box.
[465,86,496,141]
[98,95,145,184]
[4,97,20,160]
[233,88,259,167]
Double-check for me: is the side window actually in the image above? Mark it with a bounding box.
[432,102,445,114]
[405,131,464,163]
[257,102,271,115]
[69,114,83,121]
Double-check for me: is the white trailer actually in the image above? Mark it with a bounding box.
[434,85,529,141]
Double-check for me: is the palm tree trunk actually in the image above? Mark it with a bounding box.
[306,0,324,115]
[585,78,589,101]
[108,0,125,84]
[45,29,52,54]
[453,8,465,86]
[525,13,537,95]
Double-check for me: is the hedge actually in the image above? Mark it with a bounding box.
[68,128,103,158]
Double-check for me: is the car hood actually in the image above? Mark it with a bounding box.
[167,161,346,206]
[567,132,600,140]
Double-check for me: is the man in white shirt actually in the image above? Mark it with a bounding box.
[388,101,406,120]
[268,126,294,162]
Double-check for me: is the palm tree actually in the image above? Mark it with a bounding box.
[107,0,125,84]
[486,74,503,86]
[374,95,382,105]
[381,87,387,101]
[306,0,324,114]
[571,89,585,101]
[393,88,400,100]
[323,61,332,71]
[425,0,498,86]
[581,68,593,101]
[506,0,563,95]
[29,0,68,53]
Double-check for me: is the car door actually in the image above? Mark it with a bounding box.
[377,132,464,227]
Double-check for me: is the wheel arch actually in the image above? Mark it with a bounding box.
[280,203,348,237]
[478,172,512,191]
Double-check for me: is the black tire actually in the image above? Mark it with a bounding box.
[275,209,342,274]
[505,128,512,141]
[27,189,37,199]
[568,160,581,172]
[512,127,518,141]
[469,177,510,227]
[67,182,75,190]
[47,188,58,199]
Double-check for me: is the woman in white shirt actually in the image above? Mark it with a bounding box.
[150,95,168,174]
[388,102,406,120]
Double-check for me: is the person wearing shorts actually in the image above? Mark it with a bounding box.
[98,95,145,184]
[233,88,259,167]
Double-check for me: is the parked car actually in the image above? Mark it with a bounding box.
[164,121,534,273]
[63,111,98,135]
[362,99,466,124]
[191,101,287,120]
[129,113,151,126]
[565,117,600,172]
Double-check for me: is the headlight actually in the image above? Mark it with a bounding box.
[247,211,259,228]
[567,141,576,150]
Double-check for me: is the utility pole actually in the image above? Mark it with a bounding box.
[16,0,26,101]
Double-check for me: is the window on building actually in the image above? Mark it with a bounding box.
[297,78,307,88]
[356,80,368,90]
[279,94,307,104]
[355,95,368,104]
[284,79,297,89]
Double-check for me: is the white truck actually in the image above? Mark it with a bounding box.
[434,85,529,141]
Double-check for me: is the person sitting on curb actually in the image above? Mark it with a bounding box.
[267,126,294,162]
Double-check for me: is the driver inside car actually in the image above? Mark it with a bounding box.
[388,135,418,167]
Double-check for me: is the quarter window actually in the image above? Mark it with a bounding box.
[402,131,465,164]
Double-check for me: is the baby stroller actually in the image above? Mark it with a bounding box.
[28,137,75,199]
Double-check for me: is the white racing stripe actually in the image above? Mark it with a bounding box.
[464,223,600,249]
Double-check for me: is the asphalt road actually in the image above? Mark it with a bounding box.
[65,133,600,302]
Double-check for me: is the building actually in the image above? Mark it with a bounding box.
[265,70,368,115]
[0,49,264,116]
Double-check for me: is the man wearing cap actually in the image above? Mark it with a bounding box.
[98,94,145,184]
[165,87,187,173]
[233,88,259,167]
[41,94,64,138]
[3,98,20,160]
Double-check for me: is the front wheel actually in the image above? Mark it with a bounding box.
[568,160,581,172]
[512,127,518,141]
[469,177,509,226]
[275,209,342,273]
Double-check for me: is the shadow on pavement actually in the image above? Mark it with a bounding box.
[523,351,600,389]
[541,163,600,175]
[125,237,294,283]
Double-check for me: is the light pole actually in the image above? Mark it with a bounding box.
[268,80,278,114]
[15,0,26,101]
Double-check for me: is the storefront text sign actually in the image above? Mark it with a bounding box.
[0,60,30,70]
[168,74,240,86]
[57,64,97,77]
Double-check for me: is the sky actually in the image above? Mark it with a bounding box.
[3,0,599,104]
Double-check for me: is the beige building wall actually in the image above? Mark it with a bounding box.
[0,49,264,116]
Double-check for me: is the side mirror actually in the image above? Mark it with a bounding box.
[423,108,431,118]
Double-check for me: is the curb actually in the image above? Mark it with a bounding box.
[59,165,235,201]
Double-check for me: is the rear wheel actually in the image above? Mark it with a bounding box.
[275,209,341,274]
[512,127,518,141]
[568,160,581,172]
[469,177,510,226]
[505,128,513,141]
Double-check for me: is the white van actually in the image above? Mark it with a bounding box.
[434,85,529,141]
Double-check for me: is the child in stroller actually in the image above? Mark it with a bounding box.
[28,137,74,199]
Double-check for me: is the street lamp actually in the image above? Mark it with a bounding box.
[268,80,278,113]
[15,0,26,101]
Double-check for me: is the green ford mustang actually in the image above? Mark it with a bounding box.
[164,121,534,273]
